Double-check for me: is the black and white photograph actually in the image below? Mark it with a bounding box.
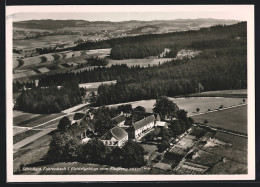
[5,5,255,182]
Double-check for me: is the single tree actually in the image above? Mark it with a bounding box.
[57,116,71,132]
[121,141,146,168]
[153,96,179,121]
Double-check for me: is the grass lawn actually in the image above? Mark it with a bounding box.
[192,105,247,134]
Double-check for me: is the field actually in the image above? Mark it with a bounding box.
[192,105,247,134]
[108,58,173,67]
[78,80,117,90]
[107,93,246,115]
[13,48,112,81]
[187,89,247,98]
[13,35,89,50]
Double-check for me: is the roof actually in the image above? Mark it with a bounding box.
[112,115,126,124]
[133,115,155,130]
[155,121,167,127]
[153,163,172,171]
[101,127,128,140]
[111,127,128,140]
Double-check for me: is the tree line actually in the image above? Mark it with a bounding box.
[15,80,83,113]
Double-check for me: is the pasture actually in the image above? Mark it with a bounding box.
[192,105,247,134]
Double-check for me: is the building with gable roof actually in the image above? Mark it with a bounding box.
[133,115,155,139]
[112,114,126,127]
[101,126,128,147]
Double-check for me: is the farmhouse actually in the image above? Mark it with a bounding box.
[101,126,128,147]
[112,113,126,127]
[133,115,155,139]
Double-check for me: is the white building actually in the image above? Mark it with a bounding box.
[101,127,128,147]
[133,115,155,139]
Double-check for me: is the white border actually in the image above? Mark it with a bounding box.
[6,5,255,182]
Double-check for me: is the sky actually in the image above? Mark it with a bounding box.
[6,5,252,22]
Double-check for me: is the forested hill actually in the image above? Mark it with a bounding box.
[15,22,247,108]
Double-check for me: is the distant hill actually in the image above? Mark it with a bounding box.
[13,18,240,34]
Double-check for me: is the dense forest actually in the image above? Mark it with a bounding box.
[14,22,247,109]
[15,80,83,113]
[110,44,165,59]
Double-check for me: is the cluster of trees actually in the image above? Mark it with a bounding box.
[46,115,146,168]
[86,56,109,66]
[15,80,83,113]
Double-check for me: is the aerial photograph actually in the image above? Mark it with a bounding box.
[8,5,253,179]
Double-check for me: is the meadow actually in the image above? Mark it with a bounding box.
[192,105,247,134]
[107,93,246,115]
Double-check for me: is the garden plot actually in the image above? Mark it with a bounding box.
[174,137,197,150]
[202,139,247,164]
[190,150,222,167]
[173,161,209,174]
[206,158,247,174]
[37,67,50,73]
